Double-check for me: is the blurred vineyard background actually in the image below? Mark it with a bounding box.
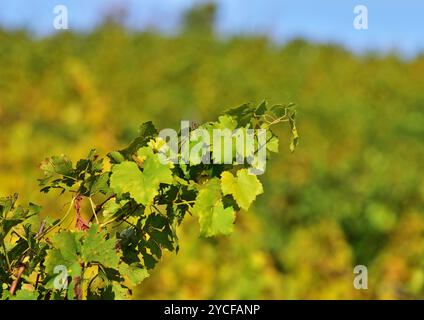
[1,3,424,299]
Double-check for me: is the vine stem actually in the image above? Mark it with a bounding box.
[1,240,11,271]
[89,194,116,223]
[88,197,99,224]
[173,200,196,206]
[9,265,25,295]
[9,219,47,295]
[34,220,46,290]
[100,203,140,228]
[73,263,85,300]
[100,213,123,227]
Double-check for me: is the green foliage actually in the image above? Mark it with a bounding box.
[221,169,263,211]
[0,102,295,300]
[1,16,423,299]
[192,178,235,237]
[182,2,217,35]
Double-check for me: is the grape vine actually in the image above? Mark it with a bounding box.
[0,101,297,300]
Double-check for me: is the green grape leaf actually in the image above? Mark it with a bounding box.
[192,178,235,237]
[81,225,120,269]
[119,121,158,159]
[0,200,37,240]
[137,147,173,187]
[87,172,110,196]
[10,289,38,300]
[289,122,299,153]
[225,103,255,126]
[266,131,279,153]
[38,155,77,192]
[213,115,238,130]
[220,169,263,211]
[255,100,268,116]
[45,226,119,281]
[110,161,145,203]
[107,151,125,164]
[40,155,74,178]
[110,282,129,300]
[75,149,103,174]
[0,193,18,218]
[110,148,172,205]
[187,129,211,165]
[44,231,82,277]
[119,263,149,286]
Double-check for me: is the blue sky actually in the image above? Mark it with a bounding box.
[0,0,423,57]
